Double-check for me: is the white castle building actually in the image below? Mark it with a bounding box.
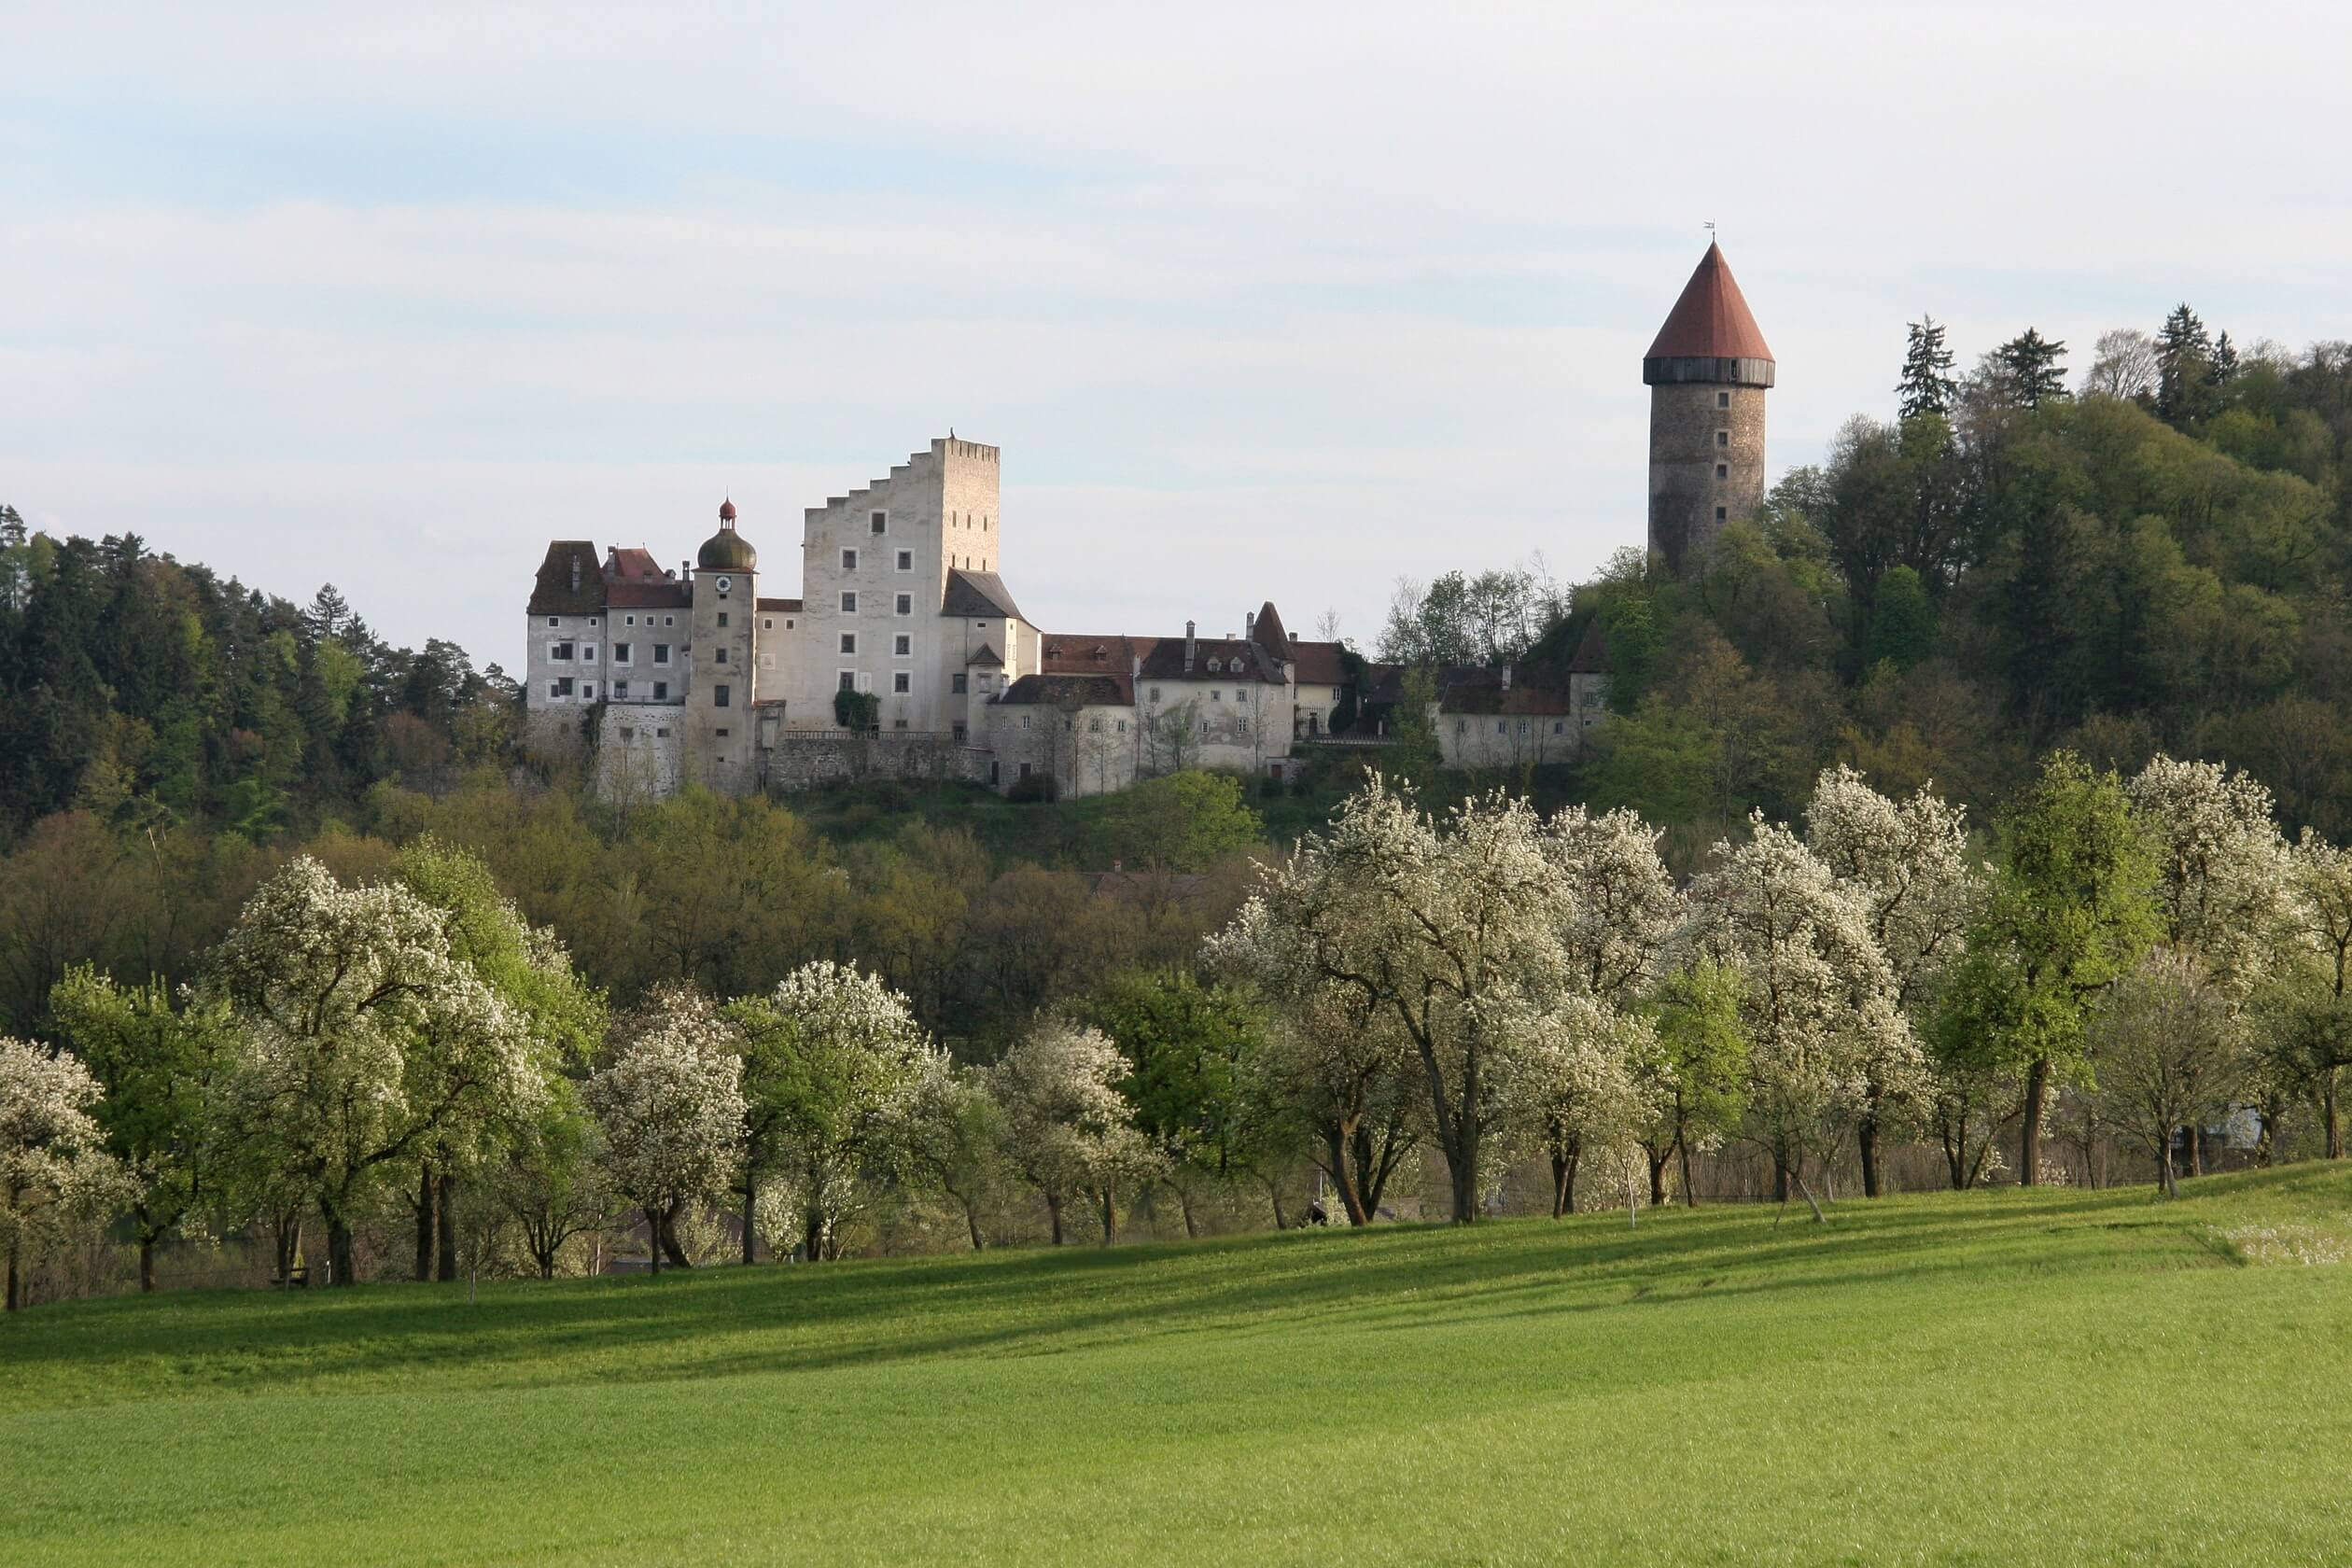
[525,436,1376,798]
[512,238,1786,798]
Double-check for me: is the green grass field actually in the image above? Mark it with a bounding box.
[7,1168,2350,1566]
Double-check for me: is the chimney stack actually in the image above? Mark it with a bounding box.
[1184,621,1197,673]
[1245,609,1256,639]
[1501,664,1513,692]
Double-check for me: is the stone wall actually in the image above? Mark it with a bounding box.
[756,731,991,792]
[1647,381,1766,574]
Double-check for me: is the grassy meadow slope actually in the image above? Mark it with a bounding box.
[5,1168,2349,1566]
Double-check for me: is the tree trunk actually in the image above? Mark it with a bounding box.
[1045,1190,1064,1245]
[436,1172,458,1282]
[6,1238,18,1311]
[1324,1125,1370,1225]
[2327,1075,2344,1160]
[1678,1132,1699,1209]
[1175,1183,1196,1239]
[1099,1186,1117,1247]
[1647,1147,1669,1209]
[414,1166,436,1281]
[326,1209,357,1287]
[274,1213,301,1286]
[964,1207,985,1253]
[1771,1142,1790,1205]
[1444,1115,1487,1225]
[1857,1117,1883,1199]
[1786,1162,1827,1224]
[802,1206,826,1265]
[2020,1057,2051,1185]
[1550,1151,1573,1219]
[2159,1127,2178,1198]
[139,1234,158,1294]
[741,1173,759,1266]
[645,1205,662,1275]
[659,1203,693,1268]
[2189,1122,2205,1178]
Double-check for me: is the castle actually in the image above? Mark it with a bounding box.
[524,243,1768,797]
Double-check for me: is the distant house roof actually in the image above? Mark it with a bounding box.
[1041,633,1149,675]
[1251,600,1289,660]
[529,540,606,617]
[1434,665,1575,717]
[1288,638,1350,686]
[942,567,1026,623]
[1645,242,1774,362]
[756,596,804,614]
[606,580,693,609]
[1565,619,1611,675]
[1139,636,1284,685]
[997,672,1131,707]
[605,546,668,583]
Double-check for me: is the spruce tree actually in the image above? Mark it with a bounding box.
[2154,303,2214,427]
[1995,329,2070,408]
[1897,316,1959,420]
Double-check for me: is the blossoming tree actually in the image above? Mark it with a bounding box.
[1,1037,122,1311]
[989,1020,1161,1244]
[585,986,746,1274]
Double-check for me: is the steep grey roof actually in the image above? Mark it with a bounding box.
[942,567,1025,623]
[528,541,605,617]
[997,672,1131,707]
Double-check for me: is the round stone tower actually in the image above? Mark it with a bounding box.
[1644,242,1774,576]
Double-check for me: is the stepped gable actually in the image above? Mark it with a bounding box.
[942,567,1024,623]
[528,540,604,616]
[1644,242,1774,363]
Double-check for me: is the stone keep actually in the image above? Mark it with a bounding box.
[688,502,759,788]
[1645,242,1775,576]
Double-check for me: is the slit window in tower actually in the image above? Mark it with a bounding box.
[1715,507,1729,521]
[1718,391,1729,408]
[1716,430,1729,448]
[1716,464,1729,479]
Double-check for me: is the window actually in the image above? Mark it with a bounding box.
[547,616,559,627]
[1715,430,1729,448]
[713,684,730,707]
[953,722,967,743]
[896,550,913,570]
[1149,686,1161,702]
[1553,721,1566,735]
[870,511,886,534]
[1717,391,1729,408]
[713,648,728,665]
[1198,719,1211,735]
[894,594,911,615]
[656,726,670,738]
[893,719,908,730]
[841,549,859,571]
[1206,657,1221,673]
[1715,507,1729,521]
[1115,720,1127,734]
[581,682,596,700]
[763,619,772,630]
[613,642,631,663]
[840,592,858,613]
[893,635,911,656]
[588,618,598,627]
[1237,688,1250,705]
[715,728,729,738]
[893,672,910,693]
[619,726,635,741]
[1020,714,1032,729]
[550,678,572,699]
[551,641,574,661]
[614,680,629,699]
[664,615,674,626]
[1088,717,1102,733]
[1237,716,1251,735]
[1518,719,1530,735]
[976,674,992,693]
[1496,721,1507,735]
[716,612,727,628]
[653,644,671,664]
[652,681,669,700]
[839,672,856,693]
[581,644,597,662]
[786,619,794,629]
[1331,686,1343,702]
[1454,720,1466,735]
[952,673,968,693]
[839,633,857,654]
[1716,464,1729,479]
[1211,690,1223,703]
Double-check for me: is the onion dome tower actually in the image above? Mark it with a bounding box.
[699,497,757,571]
[1644,243,1774,575]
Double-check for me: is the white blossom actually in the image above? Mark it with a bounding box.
[989,1019,1162,1243]
[1,1037,126,1309]
[2127,755,2293,1001]
[585,987,747,1233]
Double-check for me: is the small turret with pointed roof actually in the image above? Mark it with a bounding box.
[1644,242,1774,576]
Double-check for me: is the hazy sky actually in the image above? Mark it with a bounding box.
[6,2,2348,670]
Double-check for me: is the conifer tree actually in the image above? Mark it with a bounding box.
[1995,329,2070,408]
[1897,316,1959,420]
[2154,303,2215,427]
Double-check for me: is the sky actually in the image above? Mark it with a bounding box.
[6,2,2349,671]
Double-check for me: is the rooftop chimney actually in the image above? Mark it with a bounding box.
[1245,609,1256,639]
[1289,630,1299,642]
[1501,664,1513,692]
[1184,620,1197,673]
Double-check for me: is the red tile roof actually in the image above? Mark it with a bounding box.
[1645,242,1773,362]
[605,546,668,583]
[756,596,803,614]
[607,580,692,609]
[1288,638,1350,686]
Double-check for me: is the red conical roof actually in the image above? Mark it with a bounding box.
[1645,242,1773,362]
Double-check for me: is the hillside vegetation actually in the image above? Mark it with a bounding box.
[5,1168,2348,1566]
